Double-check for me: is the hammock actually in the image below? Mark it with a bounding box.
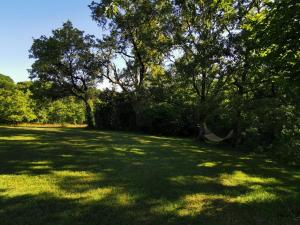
[202,123,233,143]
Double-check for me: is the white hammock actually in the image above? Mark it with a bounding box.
[203,123,233,143]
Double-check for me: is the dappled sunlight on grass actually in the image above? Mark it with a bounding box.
[0,126,300,225]
[0,174,57,197]
[169,175,215,185]
[14,123,87,128]
[132,137,153,144]
[150,200,180,214]
[129,148,145,155]
[198,162,218,167]
[0,169,137,206]
[0,135,38,141]
[219,170,279,187]
[29,161,52,170]
[60,154,73,158]
[235,187,279,203]
[177,193,226,216]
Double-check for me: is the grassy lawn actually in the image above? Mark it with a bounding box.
[0,126,299,225]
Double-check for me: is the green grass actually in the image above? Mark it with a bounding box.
[0,126,299,225]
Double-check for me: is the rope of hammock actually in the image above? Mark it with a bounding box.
[203,123,233,143]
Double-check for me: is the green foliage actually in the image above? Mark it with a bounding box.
[35,97,85,124]
[95,80,198,136]
[95,91,136,130]
[16,81,33,92]
[29,21,105,127]
[0,89,36,123]
[0,78,85,125]
[140,102,181,135]
[272,106,300,164]
[0,73,15,90]
[9,0,296,163]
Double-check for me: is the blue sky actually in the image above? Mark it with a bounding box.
[0,0,102,82]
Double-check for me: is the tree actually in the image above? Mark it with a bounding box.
[235,0,300,155]
[171,0,245,140]
[0,88,36,124]
[0,73,15,90]
[45,97,86,124]
[246,0,300,101]
[29,21,105,128]
[0,75,36,124]
[90,0,173,127]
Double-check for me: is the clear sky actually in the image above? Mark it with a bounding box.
[0,0,102,83]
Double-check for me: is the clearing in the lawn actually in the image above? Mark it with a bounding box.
[0,126,299,225]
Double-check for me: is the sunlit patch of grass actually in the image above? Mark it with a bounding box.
[1,125,65,132]
[60,154,73,158]
[198,162,218,167]
[113,147,127,152]
[190,149,205,153]
[29,161,52,170]
[0,170,121,203]
[129,148,145,155]
[293,174,300,179]
[219,171,279,187]
[235,188,278,203]
[169,175,214,185]
[132,137,153,144]
[150,199,180,215]
[177,194,226,216]
[0,135,38,141]
[0,174,57,197]
[114,192,138,206]
[161,143,172,147]
[14,123,87,128]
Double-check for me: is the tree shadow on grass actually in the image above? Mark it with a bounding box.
[0,192,299,225]
[0,126,300,225]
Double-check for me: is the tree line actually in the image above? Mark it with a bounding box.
[0,74,85,125]
[1,0,299,163]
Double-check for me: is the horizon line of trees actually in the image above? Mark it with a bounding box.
[1,0,299,164]
[0,74,86,125]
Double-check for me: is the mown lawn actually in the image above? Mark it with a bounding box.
[0,126,299,225]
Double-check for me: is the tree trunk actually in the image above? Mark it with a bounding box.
[132,96,144,129]
[196,72,207,141]
[84,99,95,128]
[233,58,248,147]
[197,121,206,140]
[234,109,242,147]
[196,101,208,141]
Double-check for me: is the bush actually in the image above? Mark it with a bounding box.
[0,89,36,124]
[35,97,85,124]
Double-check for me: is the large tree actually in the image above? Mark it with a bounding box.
[233,0,300,148]
[90,0,174,127]
[171,0,246,140]
[29,21,105,127]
